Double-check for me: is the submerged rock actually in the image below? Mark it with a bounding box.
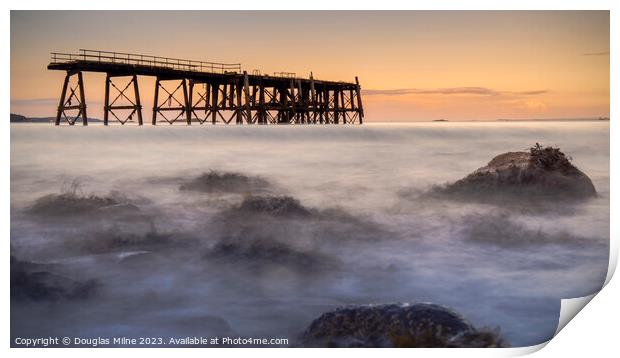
[180,170,272,194]
[434,144,596,202]
[460,213,590,247]
[234,195,312,217]
[79,228,174,254]
[11,256,98,302]
[215,195,389,245]
[207,235,336,270]
[301,303,506,348]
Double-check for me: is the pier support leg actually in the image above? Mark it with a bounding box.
[103,74,143,125]
[133,75,143,125]
[355,76,364,124]
[55,71,88,125]
[258,80,266,124]
[310,74,317,124]
[205,83,211,119]
[187,80,211,124]
[152,78,189,125]
[278,88,287,123]
[229,83,235,109]
[188,81,194,124]
[289,79,296,124]
[103,74,110,126]
[55,73,70,126]
[340,90,346,125]
[243,71,252,123]
[236,81,243,124]
[78,72,87,125]
[152,78,160,125]
[211,83,219,125]
[334,89,339,124]
[323,88,329,124]
[182,79,190,125]
[296,80,304,124]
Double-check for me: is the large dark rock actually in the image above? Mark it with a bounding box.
[300,303,506,348]
[435,144,596,202]
[11,256,98,302]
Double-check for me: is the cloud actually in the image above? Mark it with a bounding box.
[363,87,548,97]
[516,90,548,95]
[583,51,609,56]
[517,99,548,112]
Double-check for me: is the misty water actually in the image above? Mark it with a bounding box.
[10,121,609,347]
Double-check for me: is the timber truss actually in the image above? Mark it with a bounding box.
[55,71,87,125]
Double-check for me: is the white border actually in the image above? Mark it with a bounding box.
[4,2,617,357]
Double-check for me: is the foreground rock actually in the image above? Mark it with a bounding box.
[11,256,98,302]
[301,303,506,348]
[434,143,596,202]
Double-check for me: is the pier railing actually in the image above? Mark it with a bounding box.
[50,49,242,74]
[273,71,297,78]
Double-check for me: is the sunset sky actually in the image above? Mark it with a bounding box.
[10,11,610,121]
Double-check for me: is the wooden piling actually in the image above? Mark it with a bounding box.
[152,78,160,125]
[133,74,143,125]
[310,74,317,124]
[259,78,266,124]
[243,71,251,123]
[103,73,110,126]
[182,79,190,125]
[55,72,71,125]
[333,89,339,124]
[211,83,219,125]
[188,80,194,124]
[77,71,87,125]
[355,76,364,124]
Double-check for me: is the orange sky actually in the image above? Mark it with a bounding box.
[10,11,610,121]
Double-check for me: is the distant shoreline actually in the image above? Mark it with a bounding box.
[10,113,609,124]
[10,113,103,124]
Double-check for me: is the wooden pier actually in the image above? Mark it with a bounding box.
[48,49,364,126]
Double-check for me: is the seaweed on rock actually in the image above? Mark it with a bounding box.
[430,144,596,203]
[300,303,507,348]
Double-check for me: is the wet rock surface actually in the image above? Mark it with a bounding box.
[433,144,596,202]
[301,303,506,348]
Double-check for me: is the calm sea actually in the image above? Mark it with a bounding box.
[10,121,610,347]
